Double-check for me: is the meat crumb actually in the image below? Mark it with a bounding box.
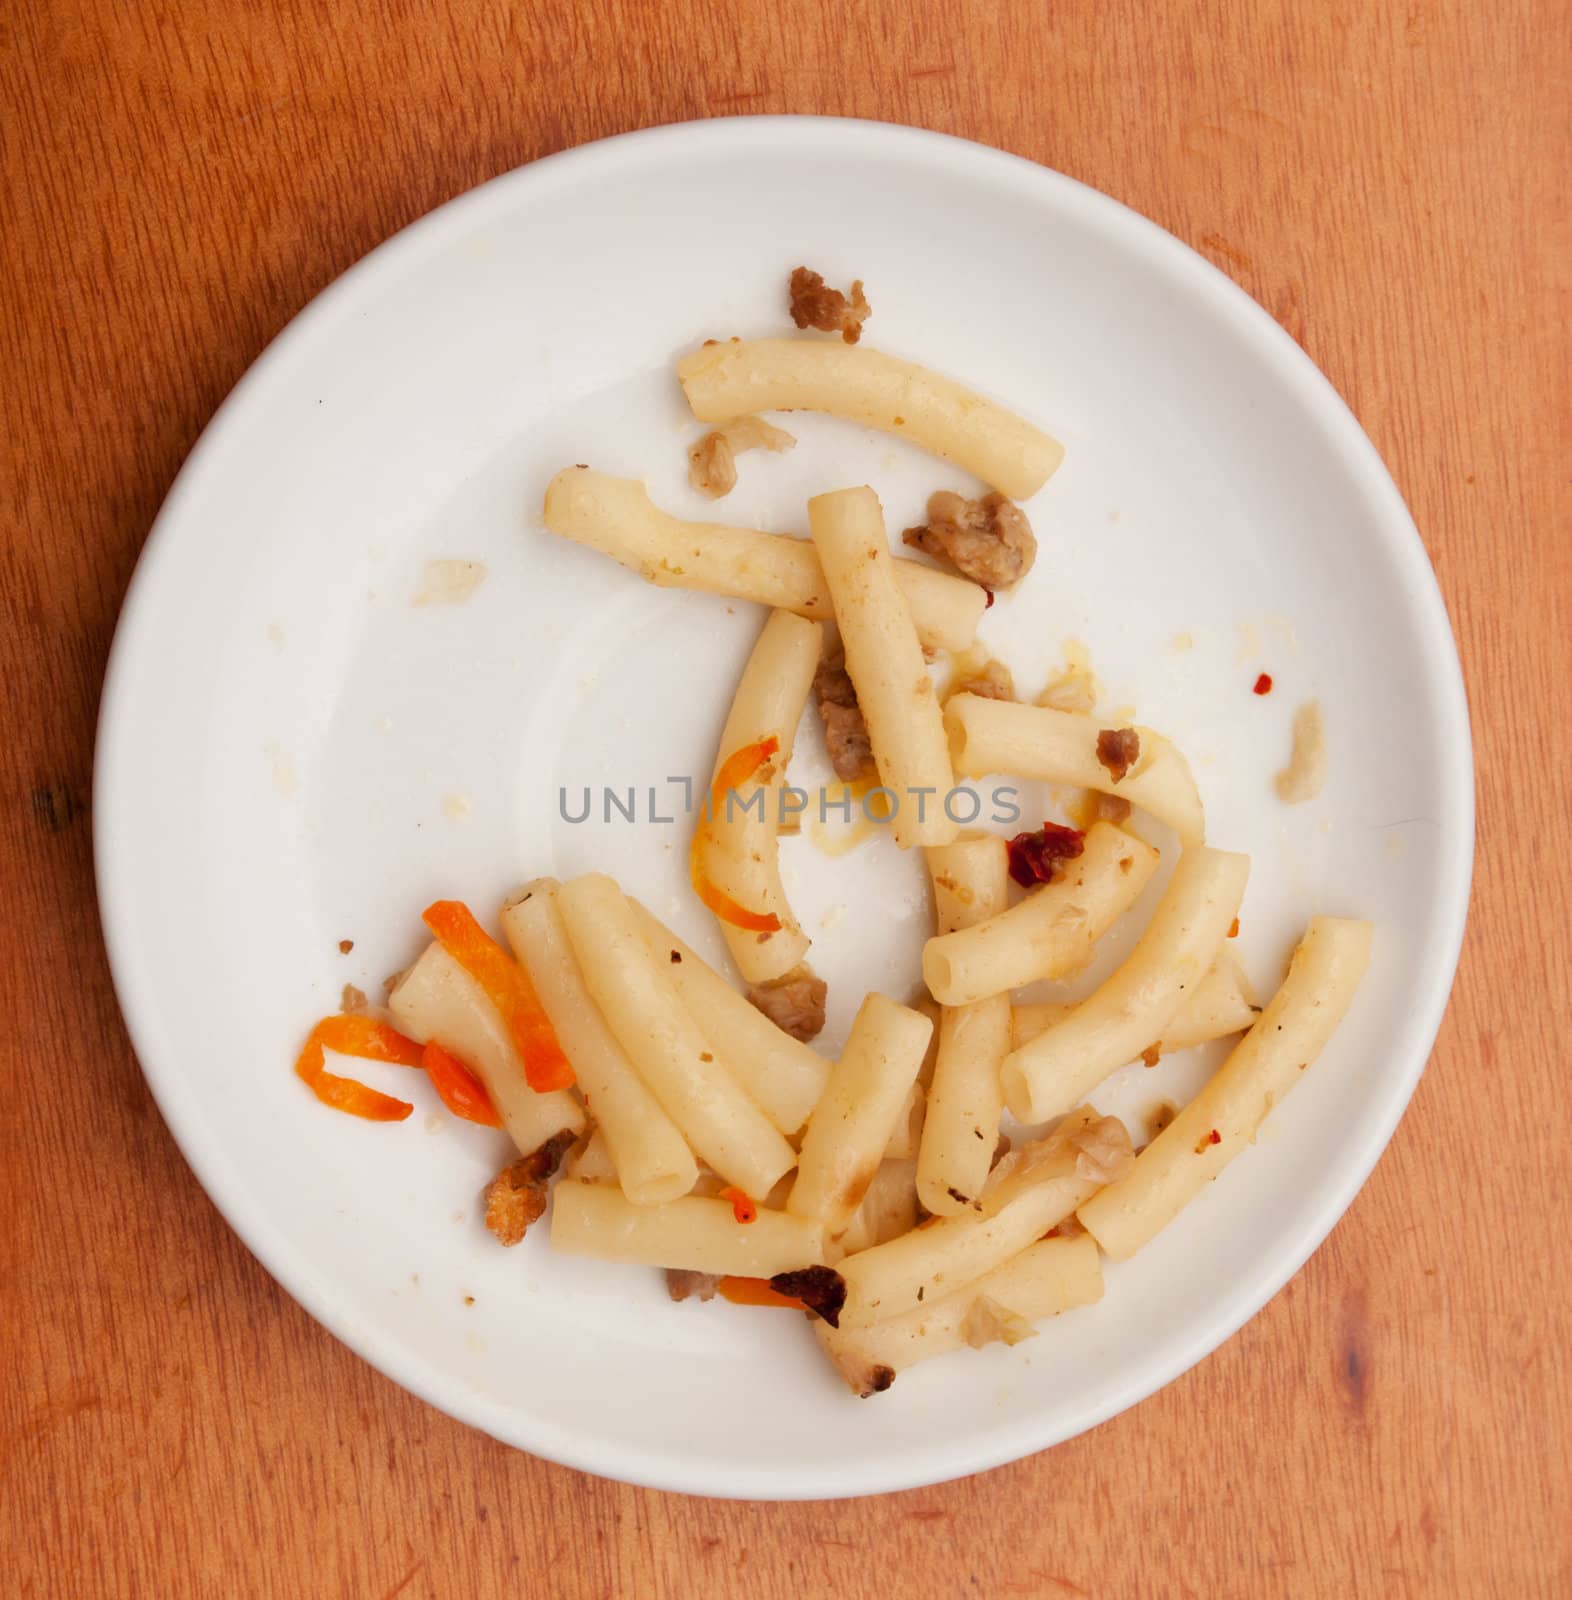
[1096,727,1141,784]
[951,657,1015,702]
[902,490,1037,588]
[1140,1044,1161,1068]
[483,1131,575,1247]
[687,415,796,499]
[665,1269,722,1303]
[788,266,871,343]
[338,938,354,954]
[813,652,875,782]
[338,983,368,1014]
[770,1265,847,1326]
[747,966,827,1042]
[1274,699,1326,804]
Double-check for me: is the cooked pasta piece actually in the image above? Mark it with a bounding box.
[918,837,1012,1214]
[816,1235,1103,1395]
[1079,918,1373,1259]
[628,902,830,1136]
[788,994,934,1236]
[387,942,584,1157]
[1011,945,1258,1054]
[945,695,1205,844]
[921,822,1160,1006]
[542,469,984,652]
[1000,847,1250,1124]
[808,486,958,849]
[835,1109,1130,1329]
[550,1181,828,1276]
[676,338,1064,500]
[555,874,797,1198]
[501,881,697,1206]
[697,609,821,983]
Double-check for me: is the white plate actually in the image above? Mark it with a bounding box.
[96,117,1472,1499]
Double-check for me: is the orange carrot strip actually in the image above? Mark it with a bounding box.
[293,1023,415,1122]
[716,1275,805,1309]
[689,736,784,933]
[314,1013,425,1067]
[718,1186,757,1225]
[422,1041,503,1128]
[421,900,575,1092]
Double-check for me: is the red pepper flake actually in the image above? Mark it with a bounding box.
[1006,822,1086,887]
[1253,673,1273,696]
[719,1186,757,1224]
[983,587,996,610]
[1227,918,1240,938]
[1193,1127,1223,1153]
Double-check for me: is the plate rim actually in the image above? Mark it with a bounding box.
[93,113,1475,1499]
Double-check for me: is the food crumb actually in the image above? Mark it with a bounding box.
[1274,700,1326,805]
[339,983,368,1014]
[789,266,871,343]
[414,559,487,607]
[338,938,354,954]
[464,1294,475,1306]
[442,793,472,821]
[1253,672,1274,695]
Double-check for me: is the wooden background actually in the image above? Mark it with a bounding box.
[4,2,1568,1595]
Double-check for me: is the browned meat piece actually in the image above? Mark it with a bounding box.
[902,490,1037,588]
[483,1131,576,1247]
[747,967,827,1043]
[339,983,368,1014]
[813,653,875,782]
[666,1269,722,1303]
[788,266,871,343]
[687,416,796,499]
[951,657,1015,702]
[770,1265,847,1326]
[1096,727,1141,784]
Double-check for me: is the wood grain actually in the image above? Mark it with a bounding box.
[3,2,1568,1595]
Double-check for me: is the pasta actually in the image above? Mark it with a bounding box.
[675,337,1065,500]
[500,881,698,1206]
[835,1109,1130,1329]
[628,902,830,1136]
[551,1180,828,1276]
[555,873,798,1199]
[917,837,1013,1214]
[816,1235,1102,1394]
[1000,846,1251,1124]
[788,994,934,1235]
[1011,944,1258,1053]
[808,486,958,849]
[1079,918,1373,1260]
[542,469,985,652]
[945,694,1205,844]
[697,608,821,983]
[921,821,1160,1006]
[295,279,1378,1406]
[387,941,585,1157]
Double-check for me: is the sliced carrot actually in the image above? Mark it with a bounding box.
[422,1040,503,1128]
[314,1013,425,1067]
[689,736,784,933]
[421,900,575,1093]
[293,1019,421,1122]
[716,1275,805,1309]
[718,1186,757,1225]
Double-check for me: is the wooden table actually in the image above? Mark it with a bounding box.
[5,3,1567,1594]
